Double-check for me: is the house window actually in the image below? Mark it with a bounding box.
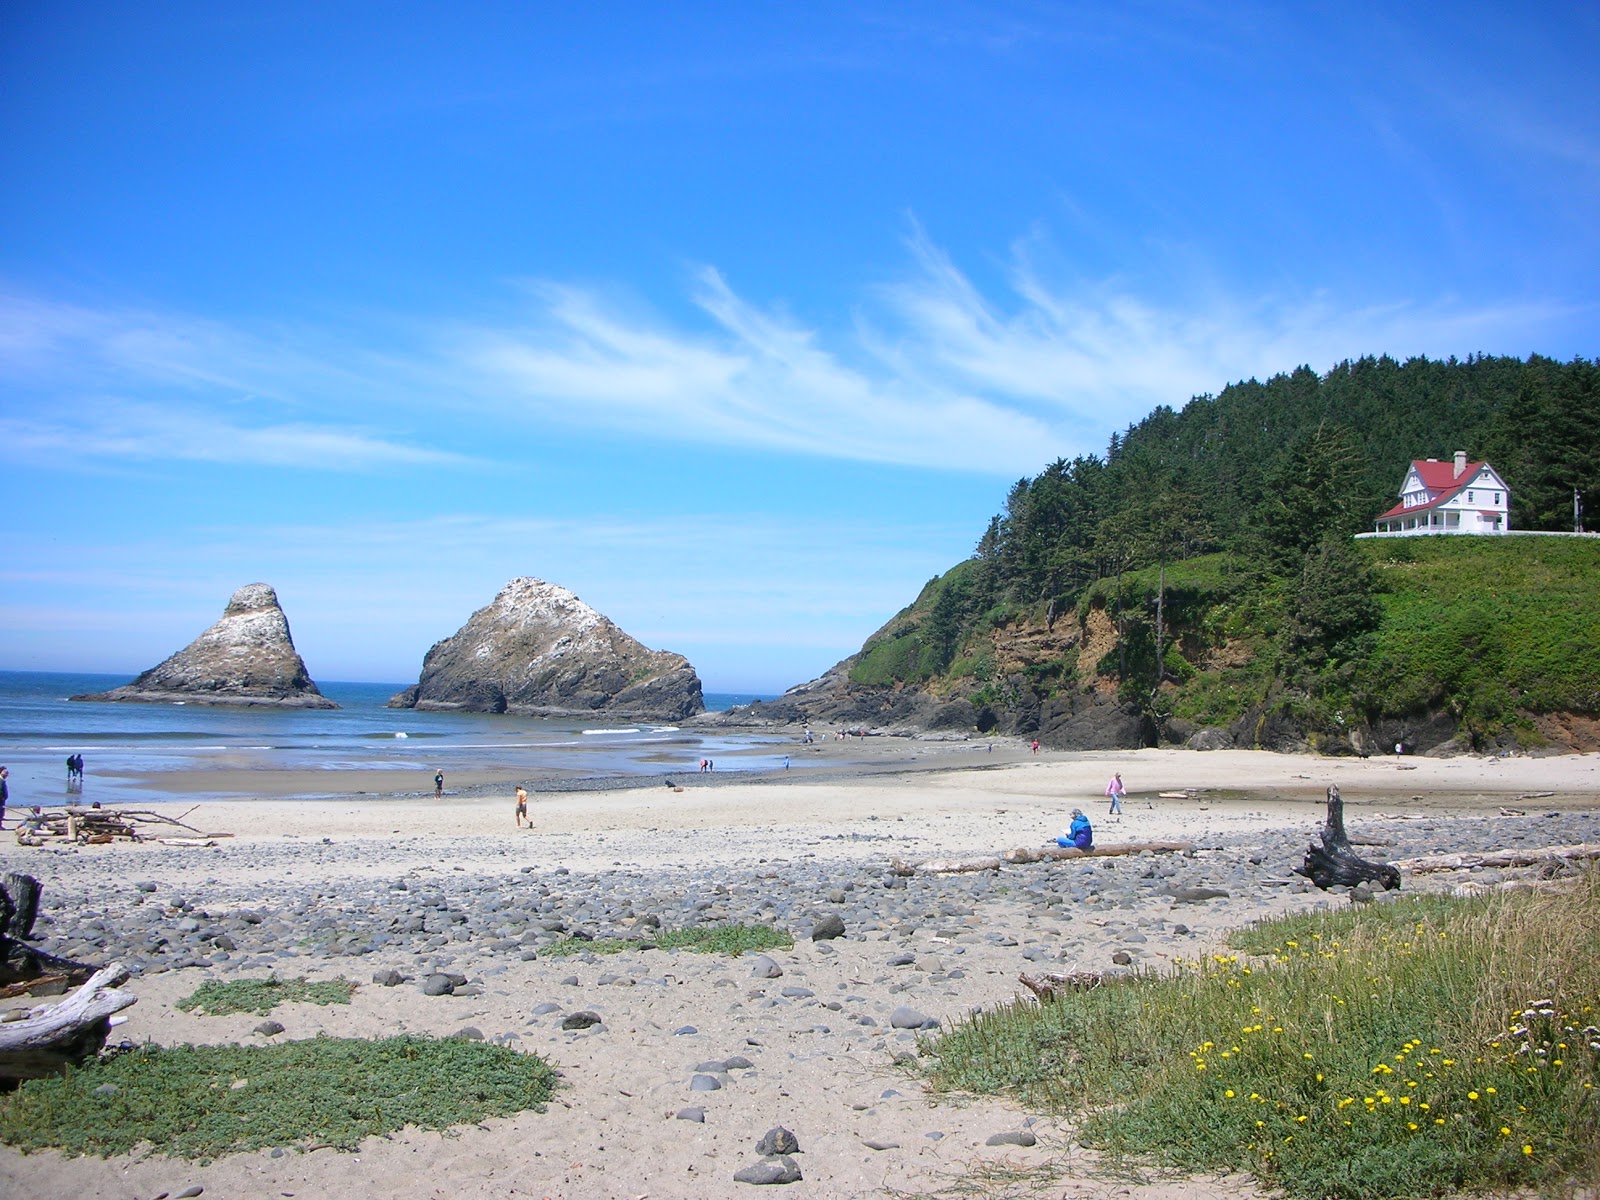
[1468,491,1474,502]
[1494,492,1500,504]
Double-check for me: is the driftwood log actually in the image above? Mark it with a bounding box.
[1395,843,1600,875]
[13,805,231,846]
[0,964,136,1086]
[890,841,1194,876]
[1019,970,1125,1002]
[1293,785,1401,891]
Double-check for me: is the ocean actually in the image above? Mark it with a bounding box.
[0,671,788,810]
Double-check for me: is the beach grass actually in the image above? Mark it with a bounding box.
[175,974,356,1017]
[0,1034,558,1159]
[540,921,793,958]
[923,871,1600,1199]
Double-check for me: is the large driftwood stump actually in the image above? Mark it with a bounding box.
[0,874,97,991]
[0,963,137,1086]
[1294,785,1401,891]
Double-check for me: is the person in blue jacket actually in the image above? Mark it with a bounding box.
[1056,807,1093,850]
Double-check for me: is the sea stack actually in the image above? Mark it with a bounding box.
[387,577,704,719]
[72,583,338,709]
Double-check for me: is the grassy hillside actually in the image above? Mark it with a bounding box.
[848,536,1600,749]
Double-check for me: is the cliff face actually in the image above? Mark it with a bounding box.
[72,583,337,709]
[387,577,704,720]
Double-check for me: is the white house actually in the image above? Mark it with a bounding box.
[1372,451,1511,535]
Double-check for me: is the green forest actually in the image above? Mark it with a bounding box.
[845,354,1600,751]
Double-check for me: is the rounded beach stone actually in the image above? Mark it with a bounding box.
[985,1129,1037,1147]
[420,974,455,996]
[561,1010,602,1030]
[254,1020,285,1036]
[810,914,845,941]
[889,1005,933,1030]
[749,955,783,979]
[733,1156,802,1185]
[371,969,404,987]
[689,1073,723,1091]
[756,1126,800,1155]
[676,1106,706,1122]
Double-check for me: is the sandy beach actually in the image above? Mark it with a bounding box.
[3,746,1598,1199]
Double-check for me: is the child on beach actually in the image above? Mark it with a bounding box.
[434,771,444,798]
[515,786,529,827]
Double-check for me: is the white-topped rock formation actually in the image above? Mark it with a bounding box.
[72,583,337,709]
[386,577,704,719]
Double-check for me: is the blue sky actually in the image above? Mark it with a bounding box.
[2,2,1596,692]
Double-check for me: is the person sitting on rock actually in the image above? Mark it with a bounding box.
[1056,808,1093,850]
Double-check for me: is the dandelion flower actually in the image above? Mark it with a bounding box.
[1523,1145,1534,1156]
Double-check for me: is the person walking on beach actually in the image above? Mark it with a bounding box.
[1031,739,1040,755]
[514,786,529,828]
[1106,771,1126,817]
[0,766,9,830]
[434,770,444,799]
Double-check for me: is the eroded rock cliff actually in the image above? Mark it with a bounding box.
[387,578,704,719]
[72,583,337,709]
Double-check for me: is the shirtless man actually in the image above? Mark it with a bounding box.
[515,786,529,827]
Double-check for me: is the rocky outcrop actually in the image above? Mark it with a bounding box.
[72,584,337,709]
[387,578,703,719]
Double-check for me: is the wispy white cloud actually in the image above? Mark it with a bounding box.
[2,231,1580,478]
[454,268,1054,472]
[866,224,1577,428]
[0,397,468,470]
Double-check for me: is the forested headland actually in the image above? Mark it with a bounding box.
[756,354,1600,754]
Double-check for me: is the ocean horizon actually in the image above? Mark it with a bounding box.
[0,670,786,811]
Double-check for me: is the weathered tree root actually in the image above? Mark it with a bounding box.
[1293,785,1401,891]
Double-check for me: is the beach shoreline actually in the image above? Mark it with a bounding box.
[2,748,1598,1199]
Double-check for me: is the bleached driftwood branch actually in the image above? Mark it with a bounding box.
[0,963,136,1084]
[1396,843,1600,875]
[889,841,1193,876]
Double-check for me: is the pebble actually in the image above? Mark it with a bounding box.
[253,1020,284,1036]
[561,1011,602,1030]
[689,1073,722,1091]
[733,1156,802,1184]
[676,1106,706,1122]
[889,1005,936,1030]
[985,1129,1037,1146]
[810,913,846,940]
[756,1126,800,1155]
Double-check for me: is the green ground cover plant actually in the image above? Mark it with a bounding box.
[923,873,1600,1199]
[0,1035,557,1159]
[175,975,356,1016]
[541,921,792,958]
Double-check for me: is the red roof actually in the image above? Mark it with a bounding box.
[1375,459,1487,520]
[1413,459,1484,490]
